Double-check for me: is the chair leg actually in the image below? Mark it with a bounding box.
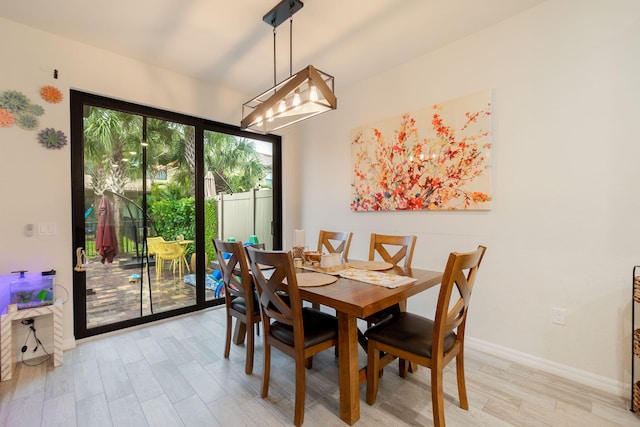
[294,356,306,426]
[399,358,408,378]
[245,319,255,375]
[366,341,380,405]
[304,356,313,369]
[431,364,445,427]
[261,342,271,398]
[456,350,468,410]
[224,314,232,359]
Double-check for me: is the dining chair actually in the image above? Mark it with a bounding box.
[317,230,353,263]
[368,233,417,268]
[365,233,417,324]
[310,229,353,310]
[246,246,338,427]
[155,241,188,277]
[364,245,487,427]
[213,239,262,375]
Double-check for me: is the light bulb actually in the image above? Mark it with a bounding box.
[293,92,301,110]
[266,108,274,123]
[309,85,318,102]
[278,100,286,113]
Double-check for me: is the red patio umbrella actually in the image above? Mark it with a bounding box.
[95,195,119,264]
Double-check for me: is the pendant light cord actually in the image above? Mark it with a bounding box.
[289,16,293,77]
[273,26,277,87]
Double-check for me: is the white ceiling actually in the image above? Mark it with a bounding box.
[1,0,544,98]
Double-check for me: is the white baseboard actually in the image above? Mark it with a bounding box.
[63,337,76,351]
[466,337,627,397]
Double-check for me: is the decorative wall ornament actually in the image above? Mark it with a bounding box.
[0,90,30,113]
[37,128,67,149]
[0,109,15,127]
[351,91,492,211]
[40,85,63,104]
[0,89,45,131]
[16,113,39,130]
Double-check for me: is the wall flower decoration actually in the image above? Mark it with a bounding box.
[0,109,15,127]
[16,113,39,131]
[40,85,63,104]
[37,127,67,149]
[351,91,492,211]
[0,90,30,113]
[26,103,45,116]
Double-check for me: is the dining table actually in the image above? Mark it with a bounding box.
[296,264,443,425]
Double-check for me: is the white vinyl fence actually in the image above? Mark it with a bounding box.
[217,188,273,249]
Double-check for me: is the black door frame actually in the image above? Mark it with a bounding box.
[70,90,282,339]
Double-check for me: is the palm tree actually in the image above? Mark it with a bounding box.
[204,132,267,194]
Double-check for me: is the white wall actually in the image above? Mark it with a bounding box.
[299,0,640,394]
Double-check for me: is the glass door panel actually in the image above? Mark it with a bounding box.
[204,131,273,302]
[82,106,196,329]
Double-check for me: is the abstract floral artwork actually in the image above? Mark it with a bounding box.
[351,91,492,211]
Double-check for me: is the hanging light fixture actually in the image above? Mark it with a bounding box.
[241,0,337,133]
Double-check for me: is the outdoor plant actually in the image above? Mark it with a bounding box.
[151,197,196,255]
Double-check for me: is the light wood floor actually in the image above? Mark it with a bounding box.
[0,306,638,426]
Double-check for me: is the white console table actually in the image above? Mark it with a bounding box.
[0,299,63,381]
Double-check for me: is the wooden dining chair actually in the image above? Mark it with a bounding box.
[368,233,417,268]
[310,229,353,310]
[213,239,261,374]
[365,233,418,325]
[317,230,353,263]
[245,246,338,427]
[364,245,487,427]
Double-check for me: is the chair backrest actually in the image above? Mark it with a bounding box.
[147,236,165,255]
[368,233,417,268]
[155,241,184,259]
[213,239,254,303]
[317,230,353,262]
[246,247,303,341]
[433,245,486,353]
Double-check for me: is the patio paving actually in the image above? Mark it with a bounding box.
[84,256,218,329]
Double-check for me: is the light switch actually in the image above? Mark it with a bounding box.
[38,222,57,235]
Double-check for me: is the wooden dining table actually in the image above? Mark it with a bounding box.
[297,265,443,425]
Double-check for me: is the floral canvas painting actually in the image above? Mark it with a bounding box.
[351,91,492,211]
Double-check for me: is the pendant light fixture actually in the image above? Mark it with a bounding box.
[241,0,337,133]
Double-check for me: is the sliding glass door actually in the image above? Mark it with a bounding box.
[71,91,281,339]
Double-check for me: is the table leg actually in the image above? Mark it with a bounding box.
[337,311,360,425]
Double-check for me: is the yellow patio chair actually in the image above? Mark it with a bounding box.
[155,241,188,278]
[147,236,166,276]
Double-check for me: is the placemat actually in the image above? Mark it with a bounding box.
[347,260,393,271]
[339,268,416,288]
[288,272,338,287]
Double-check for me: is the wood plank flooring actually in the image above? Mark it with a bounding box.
[0,306,638,426]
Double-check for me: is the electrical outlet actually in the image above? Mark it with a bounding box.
[552,307,567,325]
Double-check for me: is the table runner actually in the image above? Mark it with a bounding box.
[339,268,416,288]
